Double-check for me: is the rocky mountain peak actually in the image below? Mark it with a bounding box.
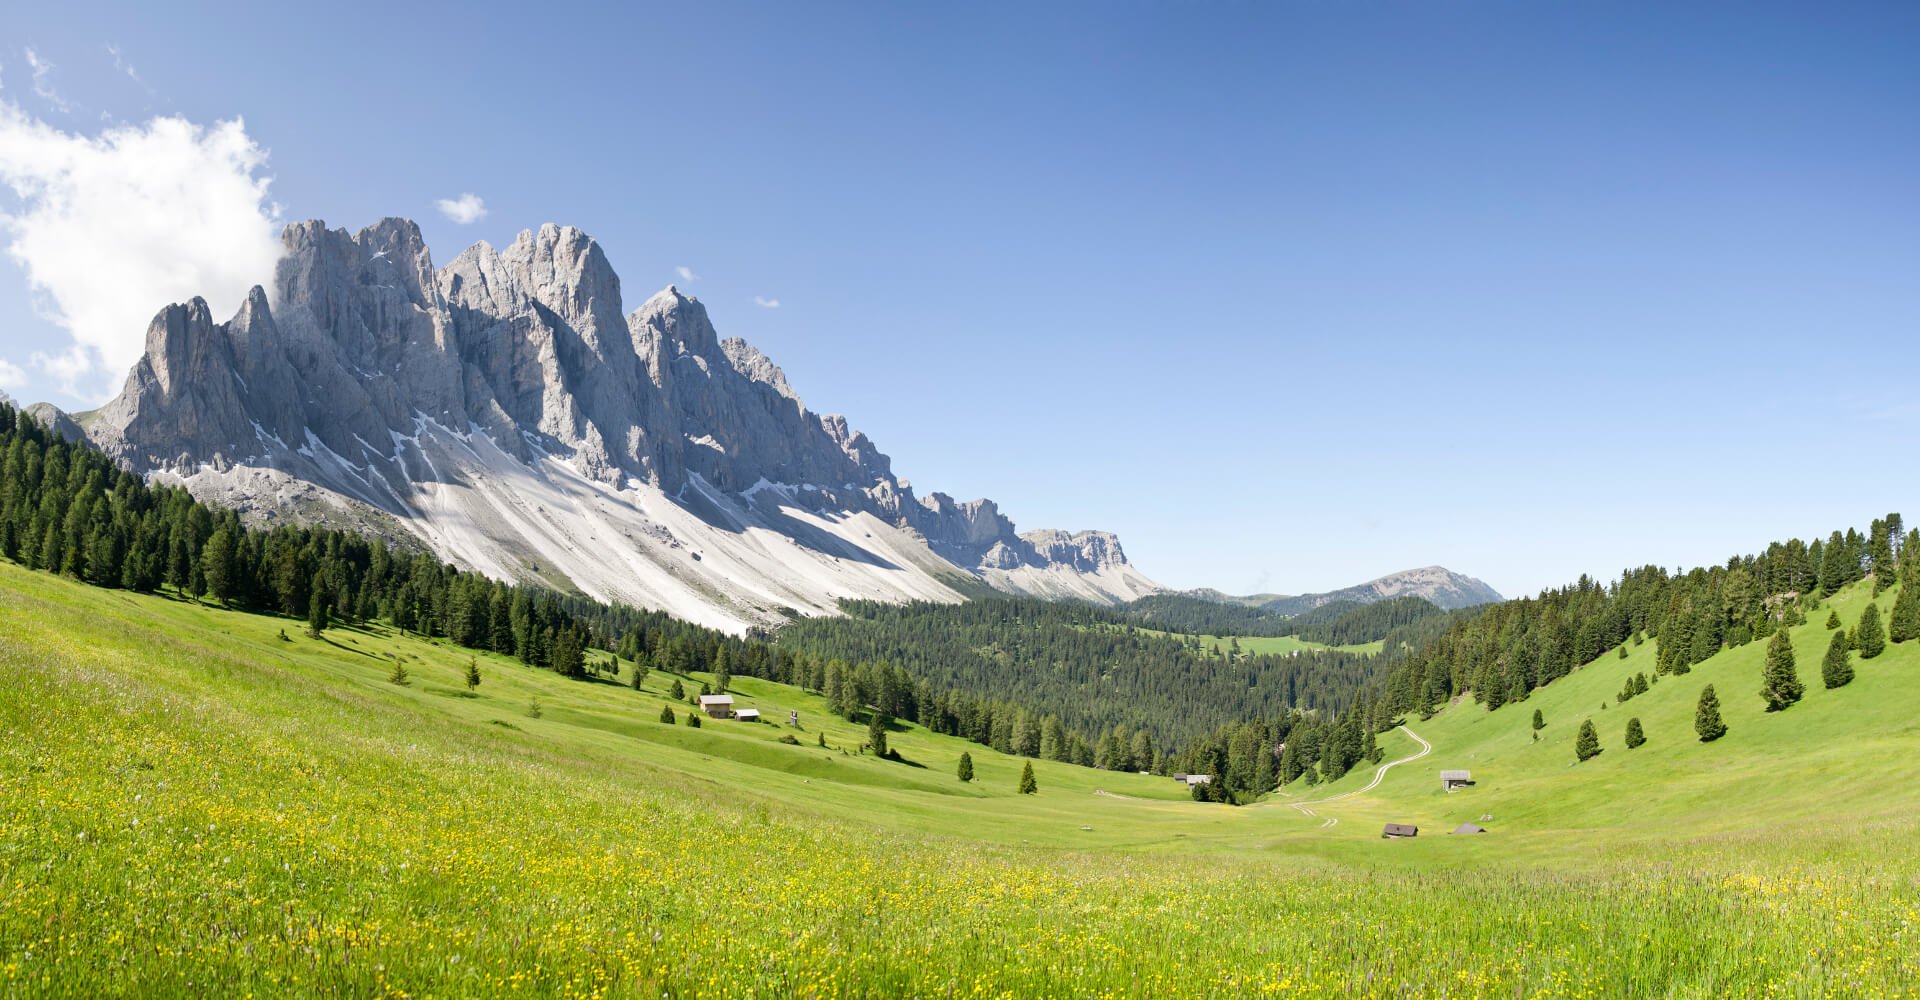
[77,216,1163,630]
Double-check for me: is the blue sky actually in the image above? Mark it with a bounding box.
[1,2,1916,598]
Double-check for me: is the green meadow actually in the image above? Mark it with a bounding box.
[3,560,1918,997]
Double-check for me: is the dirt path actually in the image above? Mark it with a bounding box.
[1277,725,1431,828]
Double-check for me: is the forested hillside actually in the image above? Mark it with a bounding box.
[773,597,1391,752]
[1376,515,1918,718]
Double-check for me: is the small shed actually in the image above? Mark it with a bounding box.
[1451,822,1487,835]
[1183,773,1213,786]
[734,708,762,722]
[697,694,735,719]
[1440,769,1474,791]
[1382,823,1419,839]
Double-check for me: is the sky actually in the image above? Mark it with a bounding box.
[0,2,1916,600]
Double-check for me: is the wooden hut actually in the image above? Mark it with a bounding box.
[1382,823,1418,839]
[1440,769,1474,791]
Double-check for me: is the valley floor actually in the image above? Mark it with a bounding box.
[3,561,1917,997]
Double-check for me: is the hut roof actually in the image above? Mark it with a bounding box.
[697,694,735,707]
[1452,823,1487,834]
[1440,769,1472,781]
[1382,823,1419,837]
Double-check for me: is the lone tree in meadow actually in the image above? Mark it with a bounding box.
[686,712,701,728]
[1532,708,1545,731]
[659,704,676,724]
[867,711,890,758]
[1624,717,1646,749]
[712,647,731,694]
[668,678,685,701]
[464,656,481,691]
[1574,720,1601,762]
[1892,579,1920,644]
[957,751,974,783]
[1826,609,1842,630]
[1822,630,1854,689]
[307,597,330,638]
[1760,627,1803,711]
[1857,603,1887,660]
[1018,761,1038,794]
[1696,685,1728,742]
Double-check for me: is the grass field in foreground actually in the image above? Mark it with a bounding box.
[3,560,1918,997]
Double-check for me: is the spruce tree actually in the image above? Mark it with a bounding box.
[686,712,701,728]
[712,647,731,694]
[1624,717,1645,749]
[659,704,676,724]
[629,658,649,691]
[1857,603,1887,659]
[1760,627,1803,711]
[668,678,685,701]
[1892,580,1920,643]
[1822,630,1854,689]
[957,751,973,783]
[1531,708,1545,731]
[1575,720,1601,762]
[1018,761,1038,795]
[1695,684,1728,742]
[1826,609,1842,630]
[464,656,481,691]
[387,659,409,686]
[867,712,890,758]
[1617,644,1628,659]
[307,596,329,637]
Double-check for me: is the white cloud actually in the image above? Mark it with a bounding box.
[675,265,699,282]
[24,48,71,113]
[0,100,282,400]
[106,44,155,96]
[753,295,781,309]
[435,192,487,224]
[0,357,25,388]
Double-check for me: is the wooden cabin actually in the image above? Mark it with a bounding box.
[1452,822,1487,835]
[1440,769,1474,791]
[734,708,762,722]
[697,694,735,719]
[1382,823,1418,839]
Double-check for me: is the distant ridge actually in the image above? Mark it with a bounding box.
[1193,566,1502,616]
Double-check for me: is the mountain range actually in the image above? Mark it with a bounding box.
[1187,565,1502,616]
[51,218,1160,632]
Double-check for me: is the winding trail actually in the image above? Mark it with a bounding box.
[1279,725,1431,828]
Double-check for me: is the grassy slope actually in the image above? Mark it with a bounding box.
[4,561,1918,996]
[1122,625,1383,657]
[1288,577,1920,863]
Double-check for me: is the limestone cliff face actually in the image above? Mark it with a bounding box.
[84,218,1160,628]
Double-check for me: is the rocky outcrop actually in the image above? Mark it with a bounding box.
[82,218,1162,629]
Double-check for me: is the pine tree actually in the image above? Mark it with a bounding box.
[1695,684,1728,742]
[1574,720,1601,762]
[660,705,676,724]
[1826,609,1842,630]
[387,659,410,686]
[712,647,731,693]
[686,712,701,728]
[1617,643,1628,659]
[867,712,890,758]
[1822,630,1854,689]
[1893,579,1920,643]
[1531,708,1545,731]
[307,596,330,637]
[629,658,649,691]
[1857,603,1887,659]
[1760,627,1803,711]
[957,751,973,783]
[464,656,481,691]
[668,678,685,701]
[1018,761,1037,795]
[1624,717,1645,749]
